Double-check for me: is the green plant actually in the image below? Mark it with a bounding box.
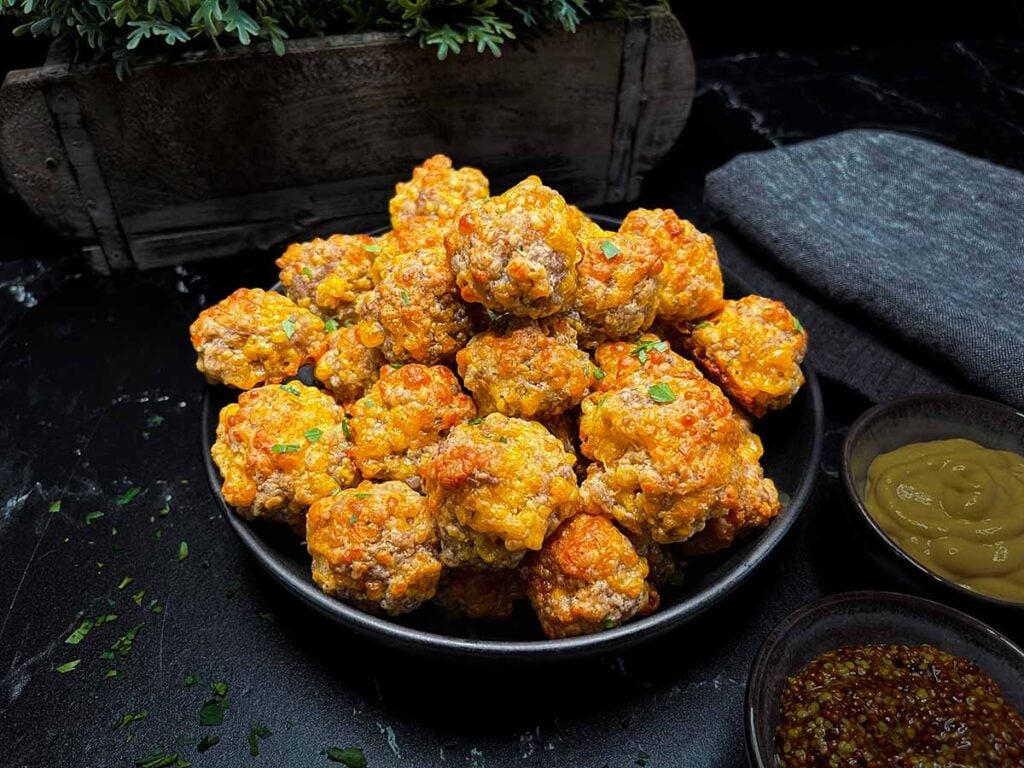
[0,0,647,78]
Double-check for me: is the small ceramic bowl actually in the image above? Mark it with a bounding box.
[841,392,1024,610]
[745,590,1024,767]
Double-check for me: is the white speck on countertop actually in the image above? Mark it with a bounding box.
[469,747,485,767]
[377,722,401,758]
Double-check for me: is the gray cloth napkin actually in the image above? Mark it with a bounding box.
[704,130,1024,410]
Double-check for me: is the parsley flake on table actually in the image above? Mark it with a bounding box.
[132,589,146,606]
[792,315,805,333]
[280,384,301,396]
[117,487,141,506]
[49,499,61,513]
[85,511,104,525]
[197,734,219,753]
[178,541,189,561]
[159,504,169,517]
[117,576,134,590]
[133,752,183,768]
[324,318,340,333]
[271,443,301,453]
[281,318,296,339]
[101,623,143,660]
[323,747,367,767]
[65,619,95,645]
[199,698,229,726]
[630,338,668,365]
[112,710,149,731]
[55,659,80,673]
[648,383,676,403]
[636,748,651,767]
[304,427,323,444]
[145,415,164,427]
[184,673,200,687]
[210,680,228,698]
[104,669,120,679]
[248,725,272,756]
[599,239,621,259]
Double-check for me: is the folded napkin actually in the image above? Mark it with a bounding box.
[704,130,1024,410]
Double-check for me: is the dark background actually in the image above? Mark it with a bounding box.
[3,1,1024,264]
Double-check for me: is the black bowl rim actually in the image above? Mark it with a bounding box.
[199,213,825,660]
[840,392,1024,611]
[744,589,1024,768]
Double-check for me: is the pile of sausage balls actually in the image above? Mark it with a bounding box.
[191,155,807,639]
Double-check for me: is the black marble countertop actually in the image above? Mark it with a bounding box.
[2,40,1022,768]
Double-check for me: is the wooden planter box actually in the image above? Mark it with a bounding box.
[0,7,694,272]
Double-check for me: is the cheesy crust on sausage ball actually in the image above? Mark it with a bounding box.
[420,414,579,569]
[313,324,384,405]
[358,247,473,365]
[523,514,658,638]
[211,382,357,533]
[370,218,447,286]
[389,154,489,230]
[679,296,807,417]
[433,567,525,620]
[446,176,583,318]
[456,316,594,420]
[190,288,328,390]
[619,209,724,324]
[579,372,778,544]
[348,363,476,486]
[569,226,663,348]
[276,234,375,321]
[591,333,702,393]
[306,480,442,615]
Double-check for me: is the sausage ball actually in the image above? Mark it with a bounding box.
[349,363,477,486]
[456,316,595,420]
[591,333,702,393]
[420,414,580,569]
[433,567,525,620]
[357,247,473,365]
[190,288,328,390]
[306,480,442,615]
[569,226,663,348]
[276,234,376,321]
[523,514,658,638]
[446,175,583,318]
[389,154,489,230]
[371,218,448,286]
[211,382,357,532]
[678,296,808,417]
[619,209,724,324]
[579,371,779,544]
[312,324,384,405]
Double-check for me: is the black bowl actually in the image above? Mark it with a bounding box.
[200,215,824,660]
[745,590,1024,767]
[841,392,1024,611]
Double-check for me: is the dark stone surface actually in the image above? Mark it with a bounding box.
[2,41,1023,767]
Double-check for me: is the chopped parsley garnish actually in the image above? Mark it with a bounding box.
[197,734,220,753]
[184,673,200,687]
[281,318,296,339]
[602,618,617,629]
[104,669,119,679]
[341,418,352,440]
[636,748,651,767]
[596,395,608,409]
[599,239,621,259]
[648,383,676,403]
[112,710,148,731]
[354,493,371,499]
[399,289,411,305]
[303,266,314,279]
[132,589,146,606]
[323,747,367,767]
[248,725,272,756]
[363,244,381,253]
[592,365,606,381]
[159,504,169,517]
[199,698,229,726]
[792,315,805,333]
[280,384,301,396]
[178,541,189,562]
[304,427,323,444]
[362,399,375,408]
[348,513,358,525]
[100,623,143,660]
[468,417,483,425]
[324,318,340,333]
[66,619,95,645]
[210,681,228,698]
[389,362,403,369]
[85,511,104,525]
[117,576,134,590]
[96,613,118,625]
[485,308,499,322]
[271,443,302,453]
[694,320,711,330]
[145,415,164,427]
[49,499,61,513]
[55,659,80,673]
[116,487,141,506]
[630,339,668,365]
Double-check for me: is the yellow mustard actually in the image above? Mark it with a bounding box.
[864,438,1024,603]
